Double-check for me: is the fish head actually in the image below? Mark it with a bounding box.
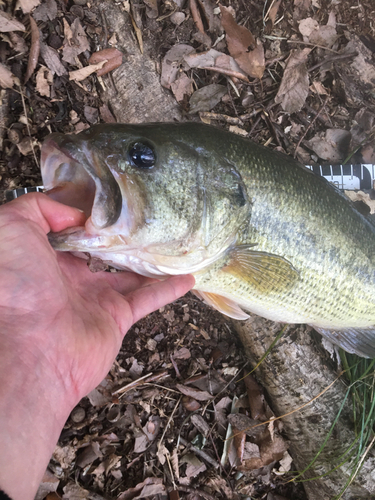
[42,123,251,276]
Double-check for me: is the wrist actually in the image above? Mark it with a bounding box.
[0,334,75,500]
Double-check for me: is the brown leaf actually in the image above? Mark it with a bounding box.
[190,0,205,34]
[24,16,40,84]
[189,83,227,114]
[18,0,40,13]
[243,373,267,421]
[69,60,107,82]
[220,5,265,79]
[33,0,58,22]
[182,395,201,411]
[40,42,67,76]
[36,66,52,97]
[118,477,165,500]
[268,0,282,27]
[88,48,123,76]
[161,44,195,89]
[0,11,26,32]
[62,18,90,66]
[9,32,28,54]
[274,48,310,113]
[0,63,19,89]
[176,383,214,401]
[170,74,193,103]
[99,104,117,123]
[306,128,351,161]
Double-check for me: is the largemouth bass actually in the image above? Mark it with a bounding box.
[41,123,375,358]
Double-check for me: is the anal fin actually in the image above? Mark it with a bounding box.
[193,291,250,320]
[312,325,375,358]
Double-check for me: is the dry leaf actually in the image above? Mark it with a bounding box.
[88,48,123,76]
[9,32,28,54]
[184,49,248,81]
[40,42,67,76]
[176,383,214,401]
[24,16,40,84]
[118,477,165,500]
[0,11,26,32]
[69,60,107,82]
[189,84,227,114]
[306,128,351,161]
[0,64,19,88]
[170,73,193,102]
[345,191,375,215]
[220,5,265,79]
[161,44,195,89]
[274,48,310,113]
[268,0,282,27]
[18,0,41,13]
[143,0,158,18]
[33,0,58,21]
[84,105,98,124]
[99,104,116,123]
[36,66,52,97]
[62,18,90,65]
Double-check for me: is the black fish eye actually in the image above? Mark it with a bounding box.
[128,142,156,169]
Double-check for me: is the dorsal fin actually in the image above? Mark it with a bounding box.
[312,326,375,358]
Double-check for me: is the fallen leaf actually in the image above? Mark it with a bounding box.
[276,450,293,474]
[0,11,26,32]
[345,191,375,215]
[298,17,319,38]
[268,0,282,27]
[9,32,28,54]
[274,48,310,113]
[84,105,99,124]
[189,83,227,114]
[35,469,59,500]
[184,49,249,81]
[179,453,207,484]
[170,73,193,102]
[143,0,158,18]
[191,414,210,437]
[33,0,58,21]
[0,64,19,88]
[182,396,201,411]
[161,44,195,89]
[99,104,117,123]
[69,60,107,82]
[176,383,214,401]
[36,66,52,97]
[118,477,165,500]
[24,16,40,84]
[220,5,265,79]
[306,128,351,161]
[62,482,89,499]
[88,48,123,76]
[40,42,67,76]
[62,18,90,65]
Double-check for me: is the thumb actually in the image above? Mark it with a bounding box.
[4,192,86,233]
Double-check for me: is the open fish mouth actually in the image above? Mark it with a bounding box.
[41,133,122,230]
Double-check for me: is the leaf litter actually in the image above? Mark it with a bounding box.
[1,0,375,497]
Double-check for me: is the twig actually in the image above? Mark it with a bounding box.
[157,396,182,452]
[287,39,342,54]
[18,84,39,169]
[308,51,358,72]
[178,436,220,469]
[294,95,330,157]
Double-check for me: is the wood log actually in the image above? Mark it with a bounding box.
[233,316,375,499]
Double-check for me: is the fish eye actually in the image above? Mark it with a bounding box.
[128,142,156,169]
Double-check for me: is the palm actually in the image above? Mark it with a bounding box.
[0,194,194,407]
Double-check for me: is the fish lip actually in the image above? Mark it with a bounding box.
[41,133,122,230]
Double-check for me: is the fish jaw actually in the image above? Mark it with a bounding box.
[41,134,123,230]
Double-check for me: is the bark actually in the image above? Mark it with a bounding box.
[96,0,182,124]
[233,316,375,500]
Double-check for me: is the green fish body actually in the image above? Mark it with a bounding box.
[41,123,375,357]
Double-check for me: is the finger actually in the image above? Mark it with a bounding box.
[3,193,86,233]
[123,274,195,325]
[57,252,158,293]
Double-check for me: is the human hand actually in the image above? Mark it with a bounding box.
[0,193,194,499]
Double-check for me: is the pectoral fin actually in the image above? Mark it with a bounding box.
[222,245,299,294]
[193,291,250,320]
[312,326,375,358]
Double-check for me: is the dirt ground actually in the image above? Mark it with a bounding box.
[1,0,375,498]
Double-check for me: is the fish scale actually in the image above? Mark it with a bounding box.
[37,122,375,357]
